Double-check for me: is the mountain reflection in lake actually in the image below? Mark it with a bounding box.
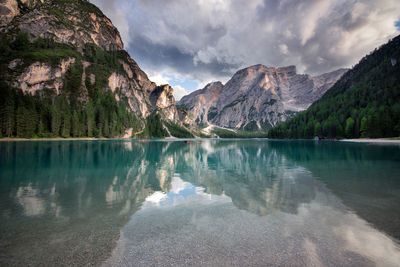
[0,140,399,266]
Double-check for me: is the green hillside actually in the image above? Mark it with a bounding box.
[0,0,160,139]
[268,35,400,139]
[0,32,142,138]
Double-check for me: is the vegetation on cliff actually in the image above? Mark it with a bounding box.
[0,30,144,138]
[0,80,142,138]
[268,35,400,139]
[0,0,194,138]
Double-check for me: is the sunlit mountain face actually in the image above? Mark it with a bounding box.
[1,140,400,266]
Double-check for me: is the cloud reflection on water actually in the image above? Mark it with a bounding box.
[103,140,400,266]
[1,140,400,266]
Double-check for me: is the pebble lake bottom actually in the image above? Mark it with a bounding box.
[0,139,399,266]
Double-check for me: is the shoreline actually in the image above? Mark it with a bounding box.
[339,138,400,144]
[0,137,126,142]
[0,137,186,142]
[1,137,400,144]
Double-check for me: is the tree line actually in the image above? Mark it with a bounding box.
[0,31,142,138]
[0,82,141,138]
[268,35,400,139]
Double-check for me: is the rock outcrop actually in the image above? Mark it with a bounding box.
[1,0,123,51]
[149,84,179,122]
[0,0,20,27]
[0,0,183,134]
[179,65,347,130]
[179,82,223,125]
[13,57,75,94]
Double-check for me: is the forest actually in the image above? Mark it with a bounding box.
[0,31,149,138]
[268,35,400,139]
[0,80,144,138]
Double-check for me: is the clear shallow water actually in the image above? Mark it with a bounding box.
[0,140,400,266]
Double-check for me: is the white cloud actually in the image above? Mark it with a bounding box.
[92,0,400,81]
[170,176,190,194]
[172,85,189,101]
[299,0,334,45]
[147,72,189,100]
[148,73,170,86]
[145,191,167,205]
[279,44,289,55]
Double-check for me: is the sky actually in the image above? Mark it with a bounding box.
[90,0,400,100]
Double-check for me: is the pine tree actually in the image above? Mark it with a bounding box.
[16,106,27,137]
[51,105,62,136]
[86,101,95,137]
[61,111,71,137]
[345,117,355,138]
[0,101,15,137]
[71,110,80,137]
[360,116,367,137]
[314,121,321,137]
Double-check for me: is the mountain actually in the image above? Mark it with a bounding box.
[0,0,192,138]
[178,81,224,127]
[268,35,400,139]
[179,65,346,131]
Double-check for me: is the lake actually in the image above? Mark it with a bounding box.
[1,139,400,266]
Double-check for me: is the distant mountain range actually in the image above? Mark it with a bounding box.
[179,65,347,131]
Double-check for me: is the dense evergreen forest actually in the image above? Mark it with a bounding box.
[0,31,146,138]
[268,35,400,139]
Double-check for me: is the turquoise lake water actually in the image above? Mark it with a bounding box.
[1,139,400,266]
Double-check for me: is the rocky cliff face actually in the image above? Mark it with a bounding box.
[11,57,75,94]
[1,0,123,50]
[0,0,181,137]
[179,81,223,125]
[149,84,179,122]
[179,65,347,130]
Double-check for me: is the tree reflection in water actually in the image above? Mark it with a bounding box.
[0,140,399,266]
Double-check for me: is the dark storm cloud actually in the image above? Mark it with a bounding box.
[91,0,400,88]
[128,34,237,82]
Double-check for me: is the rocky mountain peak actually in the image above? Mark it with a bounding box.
[180,65,347,130]
[149,84,179,122]
[203,81,224,91]
[178,81,224,125]
[149,84,175,109]
[1,0,124,51]
[240,64,296,74]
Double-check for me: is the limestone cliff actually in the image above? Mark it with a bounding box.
[1,0,123,50]
[0,0,185,138]
[179,82,223,126]
[149,84,179,122]
[11,57,75,94]
[179,65,347,130]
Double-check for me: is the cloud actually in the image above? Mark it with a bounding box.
[147,72,190,100]
[90,0,400,90]
[172,85,189,101]
[279,44,289,55]
[148,73,170,87]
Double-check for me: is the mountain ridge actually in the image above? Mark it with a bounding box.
[179,64,347,131]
